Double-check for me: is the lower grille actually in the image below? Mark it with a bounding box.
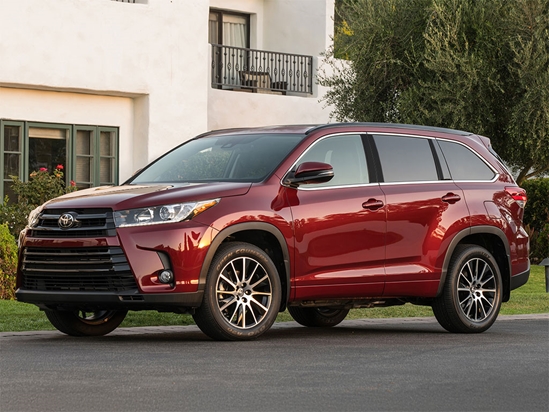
[21,247,137,292]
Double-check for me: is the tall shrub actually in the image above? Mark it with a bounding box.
[521,178,549,263]
[0,223,18,300]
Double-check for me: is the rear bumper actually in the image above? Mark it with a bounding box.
[510,265,530,291]
[15,288,203,312]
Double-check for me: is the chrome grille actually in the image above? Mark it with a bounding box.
[28,208,116,238]
[21,247,137,292]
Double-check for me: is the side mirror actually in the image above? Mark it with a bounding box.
[283,162,334,187]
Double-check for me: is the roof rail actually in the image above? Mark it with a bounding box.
[305,122,473,136]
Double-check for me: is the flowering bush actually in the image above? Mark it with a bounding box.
[0,165,77,239]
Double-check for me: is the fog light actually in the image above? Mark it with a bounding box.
[158,270,174,284]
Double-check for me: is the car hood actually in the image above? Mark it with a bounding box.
[43,182,252,210]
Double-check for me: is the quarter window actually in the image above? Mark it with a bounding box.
[296,134,369,187]
[373,135,439,183]
[437,140,496,181]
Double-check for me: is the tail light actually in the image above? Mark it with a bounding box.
[505,187,527,208]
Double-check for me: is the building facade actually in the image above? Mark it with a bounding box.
[0,0,335,200]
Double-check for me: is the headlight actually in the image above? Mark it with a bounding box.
[28,205,43,228]
[113,199,219,228]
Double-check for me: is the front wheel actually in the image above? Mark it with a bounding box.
[432,245,502,333]
[288,307,349,327]
[44,309,127,336]
[193,242,282,341]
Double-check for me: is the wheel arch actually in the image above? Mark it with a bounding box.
[198,222,291,310]
[438,226,512,301]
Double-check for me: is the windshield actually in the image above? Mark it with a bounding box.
[129,133,305,184]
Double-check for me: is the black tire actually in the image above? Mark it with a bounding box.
[432,245,502,333]
[193,242,282,341]
[44,309,127,337]
[288,306,349,327]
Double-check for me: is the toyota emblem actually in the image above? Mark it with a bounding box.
[58,213,76,229]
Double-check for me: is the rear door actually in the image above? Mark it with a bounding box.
[372,133,470,297]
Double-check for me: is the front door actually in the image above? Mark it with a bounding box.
[288,133,386,300]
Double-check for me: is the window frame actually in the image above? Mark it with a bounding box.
[1,120,25,201]
[26,122,72,182]
[74,125,119,188]
[0,120,119,201]
[208,8,250,48]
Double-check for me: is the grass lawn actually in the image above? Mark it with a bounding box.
[1,265,547,332]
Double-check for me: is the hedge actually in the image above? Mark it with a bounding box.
[521,178,549,263]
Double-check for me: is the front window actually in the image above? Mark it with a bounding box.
[130,133,304,184]
[296,134,370,187]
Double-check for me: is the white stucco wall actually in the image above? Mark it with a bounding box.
[0,0,334,180]
[263,0,335,56]
[0,87,137,180]
[0,0,211,179]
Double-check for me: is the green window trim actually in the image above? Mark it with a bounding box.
[1,120,119,202]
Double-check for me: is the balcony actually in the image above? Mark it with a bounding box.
[211,44,313,95]
[111,0,147,4]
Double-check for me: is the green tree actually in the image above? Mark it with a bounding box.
[322,0,549,184]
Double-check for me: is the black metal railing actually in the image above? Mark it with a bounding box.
[211,44,313,95]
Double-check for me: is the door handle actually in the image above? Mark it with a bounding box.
[362,199,384,210]
[442,193,461,204]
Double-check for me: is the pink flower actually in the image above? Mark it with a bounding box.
[70,180,76,187]
[39,167,48,172]
[56,164,64,170]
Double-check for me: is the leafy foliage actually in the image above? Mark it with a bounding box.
[322,0,549,184]
[0,223,18,300]
[522,178,549,262]
[0,165,77,239]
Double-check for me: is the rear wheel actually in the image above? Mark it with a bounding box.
[288,306,349,327]
[432,245,502,333]
[193,242,281,341]
[44,309,127,336]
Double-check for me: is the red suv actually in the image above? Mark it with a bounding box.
[16,123,530,340]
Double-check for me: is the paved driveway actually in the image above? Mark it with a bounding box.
[1,314,548,412]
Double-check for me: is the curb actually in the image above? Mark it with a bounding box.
[1,313,547,338]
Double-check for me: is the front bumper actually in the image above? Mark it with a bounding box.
[16,288,204,312]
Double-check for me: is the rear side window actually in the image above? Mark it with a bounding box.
[437,140,496,181]
[373,135,438,183]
